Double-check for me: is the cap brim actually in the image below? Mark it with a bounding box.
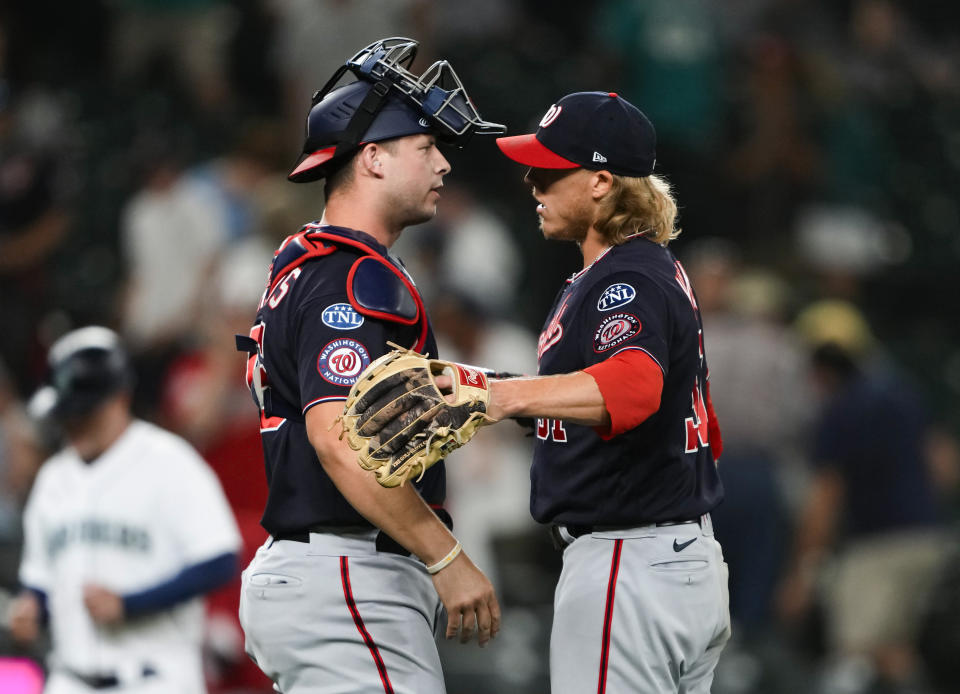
[495,133,579,169]
[288,146,338,182]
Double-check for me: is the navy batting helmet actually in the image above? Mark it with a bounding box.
[33,326,134,420]
[289,37,505,183]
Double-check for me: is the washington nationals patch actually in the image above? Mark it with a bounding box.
[317,338,371,386]
[594,313,641,352]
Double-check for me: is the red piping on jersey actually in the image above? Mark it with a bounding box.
[340,556,395,694]
[267,232,336,295]
[584,348,664,439]
[704,378,723,461]
[597,539,623,694]
[302,395,347,415]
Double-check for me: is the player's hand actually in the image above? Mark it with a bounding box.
[83,585,125,625]
[8,592,41,644]
[430,552,501,647]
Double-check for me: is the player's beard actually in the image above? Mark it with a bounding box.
[540,197,592,244]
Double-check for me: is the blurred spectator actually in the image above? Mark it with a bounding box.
[793,204,911,301]
[593,0,724,240]
[0,360,43,593]
[185,121,288,245]
[818,0,960,259]
[594,0,723,154]
[722,33,822,251]
[110,0,237,114]
[683,239,813,643]
[842,0,957,102]
[118,141,227,416]
[778,301,949,694]
[253,173,323,248]
[394,183,523,318]
[0,85,72,396]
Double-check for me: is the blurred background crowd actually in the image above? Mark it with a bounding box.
[1,0,959,693]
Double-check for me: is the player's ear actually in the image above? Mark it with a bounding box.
[359,143,384,179]
[590,170,613,200]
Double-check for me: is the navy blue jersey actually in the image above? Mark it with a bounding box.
[244,226,443,536]
[813,372,937,536]
[532,236,723,525]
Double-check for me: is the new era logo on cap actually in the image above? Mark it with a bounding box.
[495,91,657,178]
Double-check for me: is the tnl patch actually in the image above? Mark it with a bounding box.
[322,303,364,330]
[317,338,371,385]
[597,283,636,311]
[594,313,641,352]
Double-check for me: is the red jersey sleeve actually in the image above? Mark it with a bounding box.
[704,377,723,461]
[584,347,664,439]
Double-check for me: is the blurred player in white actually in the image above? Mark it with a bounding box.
[7,326,242,693]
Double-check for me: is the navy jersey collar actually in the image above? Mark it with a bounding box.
[566,233,654,284]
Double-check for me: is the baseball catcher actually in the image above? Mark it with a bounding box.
[340,345,496,487]
[237,36,504,694]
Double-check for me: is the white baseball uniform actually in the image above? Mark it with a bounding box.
[19,420,242,694]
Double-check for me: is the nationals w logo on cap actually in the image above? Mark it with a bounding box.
[539,104,562,128]
[496,91,656,178]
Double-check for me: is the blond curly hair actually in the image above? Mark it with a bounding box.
[594,173,680,246]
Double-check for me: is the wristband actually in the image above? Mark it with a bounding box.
[426,540,462,575]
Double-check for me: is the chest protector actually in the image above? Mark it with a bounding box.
[236,225,429,421]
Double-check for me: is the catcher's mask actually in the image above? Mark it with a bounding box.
[289,37,505,183]
[30,326,134,422]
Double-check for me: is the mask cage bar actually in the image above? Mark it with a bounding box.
[344,37,506,141]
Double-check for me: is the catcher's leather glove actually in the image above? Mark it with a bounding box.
[340,344,495,487]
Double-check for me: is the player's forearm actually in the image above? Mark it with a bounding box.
[326,460,456,564]
[789,469,844,571]
[307,407,457,565]
[122,551,239,617]
[489,372,610,426]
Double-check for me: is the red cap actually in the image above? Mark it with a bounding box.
[288,146,338,181]
[495,133,579,169]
